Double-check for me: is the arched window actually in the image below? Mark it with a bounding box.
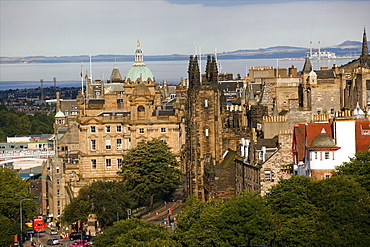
[138,106,145,112]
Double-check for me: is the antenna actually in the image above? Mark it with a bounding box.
[89,54,93,82]
[53,77,56,95]
[310,41,312,58]
[318,41,321,60]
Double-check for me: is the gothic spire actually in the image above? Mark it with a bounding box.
[302,56,312,73]
[362,27,369,57]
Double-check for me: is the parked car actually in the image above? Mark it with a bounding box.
[50,228,58,235]
[69,240,88,247]
[69,232,83,240]
[46,238,59,245]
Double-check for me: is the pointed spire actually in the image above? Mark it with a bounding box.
[302,56,312,73]
[362,27,369,57]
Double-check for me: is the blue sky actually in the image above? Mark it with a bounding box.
[1,0,369,57]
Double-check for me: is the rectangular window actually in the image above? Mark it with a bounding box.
[106,139,111,150]
[90,126,96,133]
[106,159,112,170]
[363,130,370,135]
[106,126,111,133]
[56,179,60,185]
[314,152,318,160]
[57,189,60,196]
[116,125,122,133]
[116,139,122,150]
[57,201,60,207]
[56,167,60,174]
[331,109,335,115]
[205,99,208,108]
[58,209,61,216]
[91,139,96,151]
[161,128,166,133]
[91,159,97,170]
[117,158,122,169]
[205,128,209,137]
[264,171,271,182]
[325,152,330,159]
[139,128,144,134]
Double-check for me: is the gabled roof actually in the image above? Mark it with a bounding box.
[292,124,306,162]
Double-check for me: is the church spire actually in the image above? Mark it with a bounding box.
[302,56,312,73]
[362,27,369,57]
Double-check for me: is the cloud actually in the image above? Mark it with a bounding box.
[1,0,369,57]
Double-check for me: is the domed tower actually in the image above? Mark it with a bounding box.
[125,40,155,85]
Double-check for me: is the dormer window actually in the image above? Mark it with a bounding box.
[138,106,145,112]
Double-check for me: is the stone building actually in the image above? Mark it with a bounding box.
[48,41,186,218]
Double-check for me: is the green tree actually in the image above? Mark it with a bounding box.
[267,176,317,247]
[61,180,131,228]
[93,218,179,247]
[118,138,183,208]
[334,150,370,191]
[174,196,223,246]
[218,192,275,246]
[309,175,370,247]
[0,168,36,246]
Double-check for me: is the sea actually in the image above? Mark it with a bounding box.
[0,58,355,91]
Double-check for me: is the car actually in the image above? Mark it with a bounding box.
[46,238,59,245]
[69,232,82,241]
[50,228,58,235]
[68,240,88,247]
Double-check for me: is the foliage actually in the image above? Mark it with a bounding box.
[0,168,36,245]
[334,150,370,192]
[308,175,370,246]
[118,138,183,208]
[0,106,54,141]
[61,180,131,228]
[93,218,179,247]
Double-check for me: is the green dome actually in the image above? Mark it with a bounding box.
[126,65,154,82]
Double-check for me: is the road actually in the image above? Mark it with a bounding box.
[23,228,74,247]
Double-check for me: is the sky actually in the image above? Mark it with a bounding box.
[1,0,369,57]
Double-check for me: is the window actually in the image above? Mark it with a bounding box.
[91,159,97,170]
[331,109,335,115]
[57,201,60,207]
[116,125,122,133]
[106,126,111,133]
[325,152,330,159]
[363,130,370,135]
[205,128,209,137]
[116,139,122,150]
[56,167,60,174]
[205,99,208,108]
[56,179,60,185]
[139,128,144,134]
[57,189,60,196]
[106,139,111,150]
[57,209,61,216]
[161,128,166,133]
[264,171,271,182]
[314,152,318,160]
[90,126,96,133]
[138,106,145,112]
[117,158,122,169]
[106,159,112,170]
[317,109,322,114]
[91,139,96,151]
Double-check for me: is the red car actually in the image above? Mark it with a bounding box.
[69,240,88,247]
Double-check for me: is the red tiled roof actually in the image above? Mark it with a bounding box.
[292,124,306,162]
[306,123,333,146]
[356,120,370,152]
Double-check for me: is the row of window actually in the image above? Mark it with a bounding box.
[312,151,331,160]
[90,125,167,134]
[91,158,122,170]
[90,139,128,151]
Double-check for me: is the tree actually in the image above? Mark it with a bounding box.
[267,176,318,247]
[93,218,179,247]
[334,150,370,191]
[0,168,36,246]
[174,196,223,247]
[308,175,370,247]
[61,180,131,228]
[218,192,275,246]
[118,138,183,208]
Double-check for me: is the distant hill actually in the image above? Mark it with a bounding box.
[1,41,368,64]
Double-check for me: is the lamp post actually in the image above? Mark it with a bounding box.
[20,198,32,246]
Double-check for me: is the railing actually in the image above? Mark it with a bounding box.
[0,149,55,160]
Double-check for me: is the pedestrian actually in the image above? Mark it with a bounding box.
[164,200,167,207]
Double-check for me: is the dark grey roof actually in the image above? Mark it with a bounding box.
[152,109,175,116]
[316,70,336,79]
[302,56,312,73]
[87,99,105,104]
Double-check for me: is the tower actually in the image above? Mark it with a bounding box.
[186,55,224,200]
